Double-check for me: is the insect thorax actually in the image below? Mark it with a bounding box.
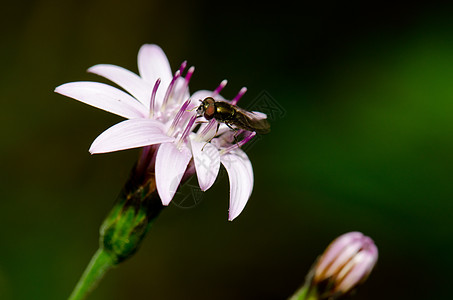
[214,102,236,121]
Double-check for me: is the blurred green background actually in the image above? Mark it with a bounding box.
[1,1,452,299]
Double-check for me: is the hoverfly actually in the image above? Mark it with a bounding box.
[196,97,270,141]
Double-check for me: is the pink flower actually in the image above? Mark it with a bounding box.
[313,231,378,297]
[55,44,261,220]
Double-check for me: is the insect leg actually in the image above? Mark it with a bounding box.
[225,123,241,146]
[195,115,209,125]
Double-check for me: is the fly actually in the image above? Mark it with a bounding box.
[196,97,270,144]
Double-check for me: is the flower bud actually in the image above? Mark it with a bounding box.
[312,232,378,299]
[100,172,163,264]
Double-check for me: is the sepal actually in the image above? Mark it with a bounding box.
[100,174,163,264]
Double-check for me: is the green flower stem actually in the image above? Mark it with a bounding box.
[68,248,115,300]
[67,160,164,300]
[289,285,318,300]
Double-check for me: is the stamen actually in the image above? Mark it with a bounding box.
[161,70,181,111]
[198,119,217,141]
[212,79,228,97]
[149,78,161,118]
[177,114,197,148]
[177,66,195,104]
[168,99,191,136]
[178,60,188,74]
[220,131,256,155]
[231,87,247,105]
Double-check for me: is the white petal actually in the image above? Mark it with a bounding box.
[220,149,254,221]
[137,45,174,110]
[190,138,220,191]
[324,240,363,278]
[89,119,174,154]
[137,44,172,84]
[155,143,192,205]
[88,64,152,107]
[336,252,376,292]
[315,232,363,281]
[55,82,147,119]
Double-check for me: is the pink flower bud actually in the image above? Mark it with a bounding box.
[312,232,378,297]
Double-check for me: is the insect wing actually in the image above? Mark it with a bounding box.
[234,107,271,134]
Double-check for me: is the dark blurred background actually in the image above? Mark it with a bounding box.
[1,0,453,299]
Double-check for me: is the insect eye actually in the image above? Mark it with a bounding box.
[205,104,215,118]
[204,97,215,105]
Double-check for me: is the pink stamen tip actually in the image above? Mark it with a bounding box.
[185,66,195,83]
[149,78,161,117]
[179,60,188,74]
[231,87,247,105]
[173,70,181,80]
[176,66,195,104]
[212,79,228,97]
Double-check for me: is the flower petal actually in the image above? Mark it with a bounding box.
[315,232,364,280]
[55,82,147,119]
[88,64,152,107]
[137,44,174,110]
[220,149,254,221]
[336,251,377,292]
[138,44,173,85]
[89,119,174,154]
[155,143,192,205]
[190,138,220,191]
[325,239,364,278]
